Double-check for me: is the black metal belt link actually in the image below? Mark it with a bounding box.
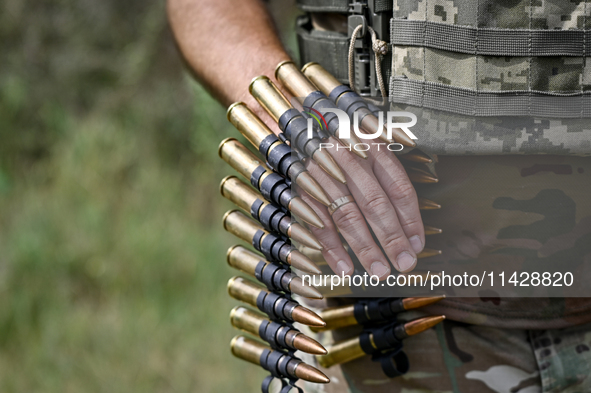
[251,199,291,237]
[353,298,399,324]
[278,109,321,157]
[300,111,329,140]
[254,258,292,293]
[348,0,391,96]
[256,290,297,321]
[359,319,410,378]
[261,376,304,393]
[259,318,300,351]
[260,348,304,392]
[259,134,294,179]
[372,347,409,378]
[253,229,291,263]
[250,166,292,209]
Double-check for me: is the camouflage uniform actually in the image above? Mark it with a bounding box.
[296,0,591,391]
[299,311,591,392]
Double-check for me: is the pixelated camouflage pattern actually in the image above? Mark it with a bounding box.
[394,0,591,29]
[297,308,591,393]
[391,104,591,155]
[391,0,591,155]
[393,48,589,93]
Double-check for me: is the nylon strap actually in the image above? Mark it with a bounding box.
[296,0,349,13]
[390,77,591,118]
[391,19,591,57]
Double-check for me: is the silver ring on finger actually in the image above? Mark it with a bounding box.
[328,195,356,216]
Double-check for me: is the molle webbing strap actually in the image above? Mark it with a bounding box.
[295,0,392,13]
[389,77,591,118]
[259,134,293,179]
[390,19,591,57]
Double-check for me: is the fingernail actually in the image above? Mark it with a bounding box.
[396,252,416,272]
[409,235,423,253]
[336,260,351,276]
[370,262,389,278]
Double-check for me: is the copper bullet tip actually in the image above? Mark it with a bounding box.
[295,171,332,207]
[408,170,439,184]
[404,315,445,337]
[417,248,442,259]
[424,225,443,235]
[393,128,417,148]
[293,333,327,355]
[290,223,323,251]
[312,150,347,184]
[294,363,330,384]
[418,197,441,210]
[288,250,322,275]
[402,295,446,311]
[289,197,325,229]
[289,276,324,299]
[292,306,326,327]
[399,150,433,164]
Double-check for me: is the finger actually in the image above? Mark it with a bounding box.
[303,157,391,280]
[370,148,425,254]
[329,198,392,280]
[326,140,418,273]
[298,190,354,277]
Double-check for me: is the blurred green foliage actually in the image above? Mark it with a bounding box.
[0,0,301,391]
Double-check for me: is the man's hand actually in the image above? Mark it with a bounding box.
[168,0,424,278]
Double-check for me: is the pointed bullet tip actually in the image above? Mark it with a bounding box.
[290,223,323,251]
[289,197,325,229]
[294,334,327,355]
[295,363,330,384]
[312,150,347,184]
[295,172,332,207]
[402,295,447,310]
[292,306,326,327]
[404,315,446,337]
[289,250,322,275]
[290,277,324,299]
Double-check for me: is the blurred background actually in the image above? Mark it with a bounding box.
[0,1,298,391]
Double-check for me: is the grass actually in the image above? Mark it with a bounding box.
[0,0,299,390]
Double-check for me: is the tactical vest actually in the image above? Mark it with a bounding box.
[296,0,591,156]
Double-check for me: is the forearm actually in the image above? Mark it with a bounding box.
[167,0,290,107]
